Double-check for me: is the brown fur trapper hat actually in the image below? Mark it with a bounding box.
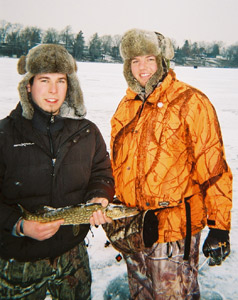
[120,29,174,95]
[17,44,86,119]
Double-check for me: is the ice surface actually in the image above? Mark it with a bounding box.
[0,58,237,300]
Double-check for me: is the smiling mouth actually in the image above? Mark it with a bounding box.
[46,98,58,103]
[140,73,150,77]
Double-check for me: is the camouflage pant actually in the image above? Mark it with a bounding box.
[0,241,91,300]
[124,232,201,300]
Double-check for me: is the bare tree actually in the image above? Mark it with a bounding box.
[89,33,102,61]
[6,23,23,56]
[19,26,42,54]
[42,28,60,44]
[0,20,11,43]
[100,35,113,55]
[59,26,74,52]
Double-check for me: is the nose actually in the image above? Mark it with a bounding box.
[138,59,146,70]
[49,82,57,93]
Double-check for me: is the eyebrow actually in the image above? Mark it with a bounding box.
[132,55,155,60]
[38,76,50,79]
[37,75,67,80]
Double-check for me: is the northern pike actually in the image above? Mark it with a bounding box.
[20,203,140,225]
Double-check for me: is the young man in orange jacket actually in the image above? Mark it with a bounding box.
[106,29,232,299]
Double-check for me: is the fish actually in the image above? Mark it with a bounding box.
[19,203,140,225]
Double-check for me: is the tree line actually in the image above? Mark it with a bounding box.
[0,20,238,67]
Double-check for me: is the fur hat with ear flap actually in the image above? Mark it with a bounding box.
[120,28,174,96]
[17,44,86,120]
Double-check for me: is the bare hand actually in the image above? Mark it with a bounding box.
[17,219,64,241]
[88,197,112,226]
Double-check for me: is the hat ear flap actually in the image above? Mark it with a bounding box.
[73,59,77,72]
[160,37,174,60]
[154,32,174,60]
[17,56,27,75]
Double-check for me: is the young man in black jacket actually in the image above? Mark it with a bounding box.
[0,44,114,299]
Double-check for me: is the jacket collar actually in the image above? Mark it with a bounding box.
[31,101,64,134]
[126,69,176,104]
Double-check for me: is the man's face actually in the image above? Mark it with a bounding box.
[131,55,158,87]
[27,73,68,115]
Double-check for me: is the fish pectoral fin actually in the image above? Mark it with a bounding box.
[42,206,57,212]
[32,206,57,216]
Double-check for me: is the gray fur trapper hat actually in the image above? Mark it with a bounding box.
[120,29,174,95]
[17,44,86,120]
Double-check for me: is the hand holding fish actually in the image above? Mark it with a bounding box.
[16,218,64,241]
[88,197,113,227]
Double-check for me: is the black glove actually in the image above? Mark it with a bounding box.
[202,228,230,266]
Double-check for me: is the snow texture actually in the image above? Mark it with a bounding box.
[0,58,237,300]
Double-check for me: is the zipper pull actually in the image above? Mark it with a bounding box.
[52,158,56,166]
[50,115,55,123]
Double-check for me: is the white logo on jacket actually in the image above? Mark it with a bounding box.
[13,143,35,147]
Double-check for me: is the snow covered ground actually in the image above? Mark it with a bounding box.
[0,58,237,300]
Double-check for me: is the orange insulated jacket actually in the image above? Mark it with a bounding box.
[111,69,232,243]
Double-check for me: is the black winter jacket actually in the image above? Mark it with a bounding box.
[0,103,114,261]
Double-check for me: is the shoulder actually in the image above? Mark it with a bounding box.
[0,103,24,133]
[0,117,9,128]
[66,117,103,137]
[0,117,11,150]
[167,76,213,111]
[165,70,208,100]
[79,118,100,132]
[163,73,217,123]
[0,117,11,133]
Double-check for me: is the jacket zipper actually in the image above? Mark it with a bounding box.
[47,115,56,169]
[47,115,56,204]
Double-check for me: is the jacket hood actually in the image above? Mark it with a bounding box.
[17,44,86,120]
[120,29,174,97]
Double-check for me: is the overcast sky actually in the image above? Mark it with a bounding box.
[1,0,237,46]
